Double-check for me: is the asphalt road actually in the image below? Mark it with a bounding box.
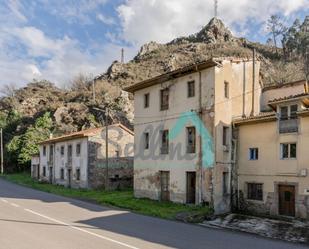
[0,179,307,249]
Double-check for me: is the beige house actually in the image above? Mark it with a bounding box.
[234,80,309,218]
[38,124,134,190]
[125,57,261,213]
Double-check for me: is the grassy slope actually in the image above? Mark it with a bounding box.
[2,173,211,222]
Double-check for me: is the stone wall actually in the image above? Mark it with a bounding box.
[88,157,133,190]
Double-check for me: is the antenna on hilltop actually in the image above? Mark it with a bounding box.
[214,0,218,18]
[121,48,124,63]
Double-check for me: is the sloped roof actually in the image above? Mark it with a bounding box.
[233,112,277,125]
[39,123,133,145]
[263,79,307,92]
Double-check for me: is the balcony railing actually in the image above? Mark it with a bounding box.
[279,118,298,133]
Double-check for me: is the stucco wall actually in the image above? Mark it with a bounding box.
[237,115,309,218]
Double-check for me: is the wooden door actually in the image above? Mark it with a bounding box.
[279,185,295,216]
[160,171,170,201]
[186,172,196,204]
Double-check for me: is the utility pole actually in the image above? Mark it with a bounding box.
[1,128,3,175]
[214,0,218,18]
[92,79,96,102]
[105,106,109,190]
[121,48,124,63]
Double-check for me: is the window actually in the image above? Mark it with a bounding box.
[223,126,229,146]
[281,143,297,159]
[249,148,259,160]
[280,105,298,120]
[68,145,72,158]
[144,93,150,108]
[224,81,229,98]
[43,146,46,156]
[160,88,169,111]
[187,81,195,98]
[43,166,46,177]
[247,183,263,200]
[60,146,65,156]
[76,168,80,181]
[115,150,120,157]
[49,145,54,161]
[186,127,196,153]
[60,168,64,180]
[144,132,149,150]
[223,172,229,194]
[76,143,81,156]
[161,130,169,154]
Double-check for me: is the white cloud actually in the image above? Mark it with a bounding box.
[7,0,27,22]
[96,13,116,25]
[117,0,309,46]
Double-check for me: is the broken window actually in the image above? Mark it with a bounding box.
[247,183,263,200]
[161,130,169,154]
[160,88,169,111]
[187,81,195,98]
[186,127,196,153]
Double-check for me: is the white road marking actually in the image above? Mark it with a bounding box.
[24,208,140,249]
[10,203,19,208]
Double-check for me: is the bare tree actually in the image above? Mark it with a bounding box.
[267,15,286,55]
[69,73,92,91]
[0,83,17,97]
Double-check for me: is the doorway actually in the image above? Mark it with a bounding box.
[278,185,295,216]
[67,169,72,188]
[160,171,170,201]
[186,172,196,204]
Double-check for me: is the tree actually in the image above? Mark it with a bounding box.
[267,15,286,54]
[69,73,92,91]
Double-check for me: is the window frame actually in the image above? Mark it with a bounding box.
[224,81,229,99]
[187,81,195,98]
[247,183,263,201]
[144,93,150,108]
[160,130,169,154]
[280,104,298,120]
[222,126,229,146]
[249,148,259,160]
[60,146,65,157]
[186,126,196,154]
[60,168,64,180]
[160,88,169,111]
[76,143,81,156]
[144,132,149,150]
[280,143,297,159]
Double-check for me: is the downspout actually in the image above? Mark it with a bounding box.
[250,48,256,116]
[198,70,203,204]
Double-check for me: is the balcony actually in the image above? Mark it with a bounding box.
[279,118,298,133]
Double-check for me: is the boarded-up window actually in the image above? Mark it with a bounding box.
[186,127,196,153]
[161,130,169,154]
[247,183,263,200]
[160,88,169,110]
[187,81,195,98]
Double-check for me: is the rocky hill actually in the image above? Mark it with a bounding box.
[0,17,307,169]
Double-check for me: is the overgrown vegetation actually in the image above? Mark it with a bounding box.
[2,173,211,222]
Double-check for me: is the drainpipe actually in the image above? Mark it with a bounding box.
[198,70,203,204]
[250,48,256,117]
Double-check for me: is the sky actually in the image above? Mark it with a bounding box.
[0,0,308,88]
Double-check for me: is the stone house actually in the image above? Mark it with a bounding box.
[124,57,261,214]
[38,124,134,190]
[31,154,40,179]
[234,80,309,218]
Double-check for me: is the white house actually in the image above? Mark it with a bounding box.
[38,124,134,189]
[124,57,261,213]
